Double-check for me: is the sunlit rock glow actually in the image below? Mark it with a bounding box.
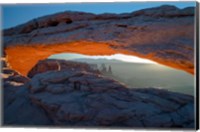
[50,53,157,64]
[4,5,195,76]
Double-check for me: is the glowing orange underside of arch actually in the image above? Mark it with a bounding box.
[5,41,194,77]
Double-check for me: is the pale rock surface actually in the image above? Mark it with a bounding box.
[3,5,195,73]
[2,58,195,128]
[25,60,194,128]
[2,5,195,128]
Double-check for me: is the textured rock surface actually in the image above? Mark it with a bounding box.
[27,59,100,78]
[3,5,195,75]
[2,59,195,128]
[2,5,196,128]
[27,64,194,128]
[1,58,52,126]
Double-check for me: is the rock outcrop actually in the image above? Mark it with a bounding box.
[2,59,195,128]
[2,4,196,128]
[1,57,29,84]
[27,59,100,78]
[3,5,195,76]
[1,57,52,125]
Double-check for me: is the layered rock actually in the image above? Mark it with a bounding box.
[27,59,100,78]
[1,58,52,125]
[27,61,194,128]
[2,4,196,128]
[2,59,195,128]
[3,5,195,76]
[1,57,29,84]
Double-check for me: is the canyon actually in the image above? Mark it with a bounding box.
[3,5,195,76]
[1,5,196,128]
[2,58,195,127]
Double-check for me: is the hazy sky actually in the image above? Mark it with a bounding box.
[49,53,157,64]
[2,1,196,29]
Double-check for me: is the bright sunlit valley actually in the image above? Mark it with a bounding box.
[49,53,194,95]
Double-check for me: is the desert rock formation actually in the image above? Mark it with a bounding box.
[2,5,196,128]
[3,5,195,76]
[2,59,195,128]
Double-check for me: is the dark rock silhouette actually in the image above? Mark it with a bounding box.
[100,63,107,73]
[100,64,113,75]
[108,65,112,74]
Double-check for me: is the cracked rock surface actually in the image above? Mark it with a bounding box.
[3,5,195,74]
[2,5,195,128]
[2,59,195,128]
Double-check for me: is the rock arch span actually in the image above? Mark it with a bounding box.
[5,40,194,77]
[3,5,195,76]
[2,5,195,127]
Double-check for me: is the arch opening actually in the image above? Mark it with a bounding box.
[5,41,194,78]
[48,52,194,95]
[4,41,194,96]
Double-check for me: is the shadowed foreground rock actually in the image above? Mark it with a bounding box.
[2,58,52,125]
[2,59,194,128]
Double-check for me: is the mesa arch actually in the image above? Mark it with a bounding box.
[3,5,195,76]
[5,40,194,77]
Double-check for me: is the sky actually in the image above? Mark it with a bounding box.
[49,53,157,64]
[1,1,196,29]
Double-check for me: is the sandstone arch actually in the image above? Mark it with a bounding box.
[2,5,196,128]
[3,5,195,76]
[5,40,194,77]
